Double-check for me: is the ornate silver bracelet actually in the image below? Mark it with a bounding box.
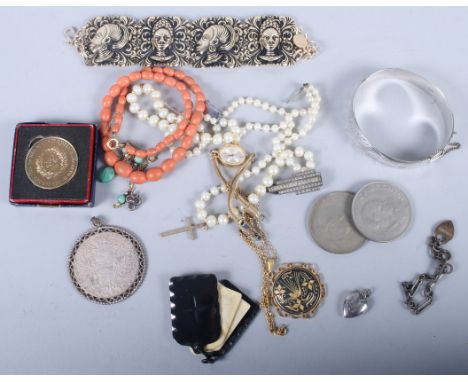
[65,15,317,68]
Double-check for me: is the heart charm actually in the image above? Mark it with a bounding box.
[343,289,372,318]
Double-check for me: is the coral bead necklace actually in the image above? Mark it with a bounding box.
[99,67,206,210]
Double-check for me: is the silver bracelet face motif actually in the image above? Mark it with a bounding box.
[68,15,317,68]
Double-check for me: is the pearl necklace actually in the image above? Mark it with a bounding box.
[127,83,321,228]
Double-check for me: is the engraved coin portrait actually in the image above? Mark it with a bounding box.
[258,19,282,63]
[196,24,238,66]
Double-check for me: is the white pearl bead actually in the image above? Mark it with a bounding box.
[255,184,266,196]
[262,177,274,187]
[132,85,142,95]
[258,160,266,169]
[167,113,176,123]
[126,93,137,103]
[197,210,207,220]
[223,132,234,143]
[158,108,169,119]
[150,90,161,99]
[306,160,315,169]
[202,133,212,144]
[195,200,206,209]
[153,99,164,110]
[219,118,228,127]
[149,115,159,126]
[158,120,169,130]
[275,158,285,167]
[293,163,301,172]
[129,103,140,113]
[143,83,154,95]
[210,186,219,196]
[218,214,229,225]
[193,147,201,155]
[267,165,279,176]
[304,151,314,160]
[168,124,177,133]
[252,167,260,175]
[137,109,148,120]
[213,134,223,145]
[248,193,259,204]
[201,192,211,201]
[206,215,217,228]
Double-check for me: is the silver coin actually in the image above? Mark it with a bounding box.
[351,181,411,243]
[309,192,367,254]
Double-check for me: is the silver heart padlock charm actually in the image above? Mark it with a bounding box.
[343,289,373,318]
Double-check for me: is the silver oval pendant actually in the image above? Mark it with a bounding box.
[69,217,146,304]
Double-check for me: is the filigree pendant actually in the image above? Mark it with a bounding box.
[271,263,326,319]
[69,217,146,304]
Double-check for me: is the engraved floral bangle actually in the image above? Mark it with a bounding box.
[99,66,206,210]
[65,15,317,68]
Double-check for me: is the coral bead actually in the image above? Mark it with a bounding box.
[142,70,153,80]
[114,161,133,177]
[109,85,121,97]
[104,151,119,166]
[154,73,165,82]
[173,148,186,161]
[181,136,193,149]
[164,77,177,87]
[117,76,130,87]
[161,159,176,173]
[129,171,147,184]
[146,167,163,181]
[100,108,111,122]
[185,124,198,136]
[125,144,136,155]
[163,67,175,76]
[102,96,113,107]
[129,72,142,81]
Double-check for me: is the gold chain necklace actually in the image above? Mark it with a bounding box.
[210,145,326,335]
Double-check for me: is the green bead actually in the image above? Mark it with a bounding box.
[117,194,126,205]
[121,148,127,155]
[97,166,116,183]
[134,156,143,164]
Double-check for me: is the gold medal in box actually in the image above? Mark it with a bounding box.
[9,123,96,206]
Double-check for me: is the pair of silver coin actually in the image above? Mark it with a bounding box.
[309,181,411,254]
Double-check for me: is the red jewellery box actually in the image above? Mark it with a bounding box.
[9,123,97,207]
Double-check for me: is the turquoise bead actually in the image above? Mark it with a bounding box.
[134,156,143,164]
[97,166,116,183]
[117,194,126,205]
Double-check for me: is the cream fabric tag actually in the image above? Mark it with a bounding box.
[205,283,243,352]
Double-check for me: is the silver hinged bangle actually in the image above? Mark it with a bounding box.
[351,68,460,167]
[65,15,317,68]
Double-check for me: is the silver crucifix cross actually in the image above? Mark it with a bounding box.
[160,217,206,240]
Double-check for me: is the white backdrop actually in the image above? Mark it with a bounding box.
[1,6,467,375]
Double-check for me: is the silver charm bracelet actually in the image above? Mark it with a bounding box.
[65,15,317,68]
